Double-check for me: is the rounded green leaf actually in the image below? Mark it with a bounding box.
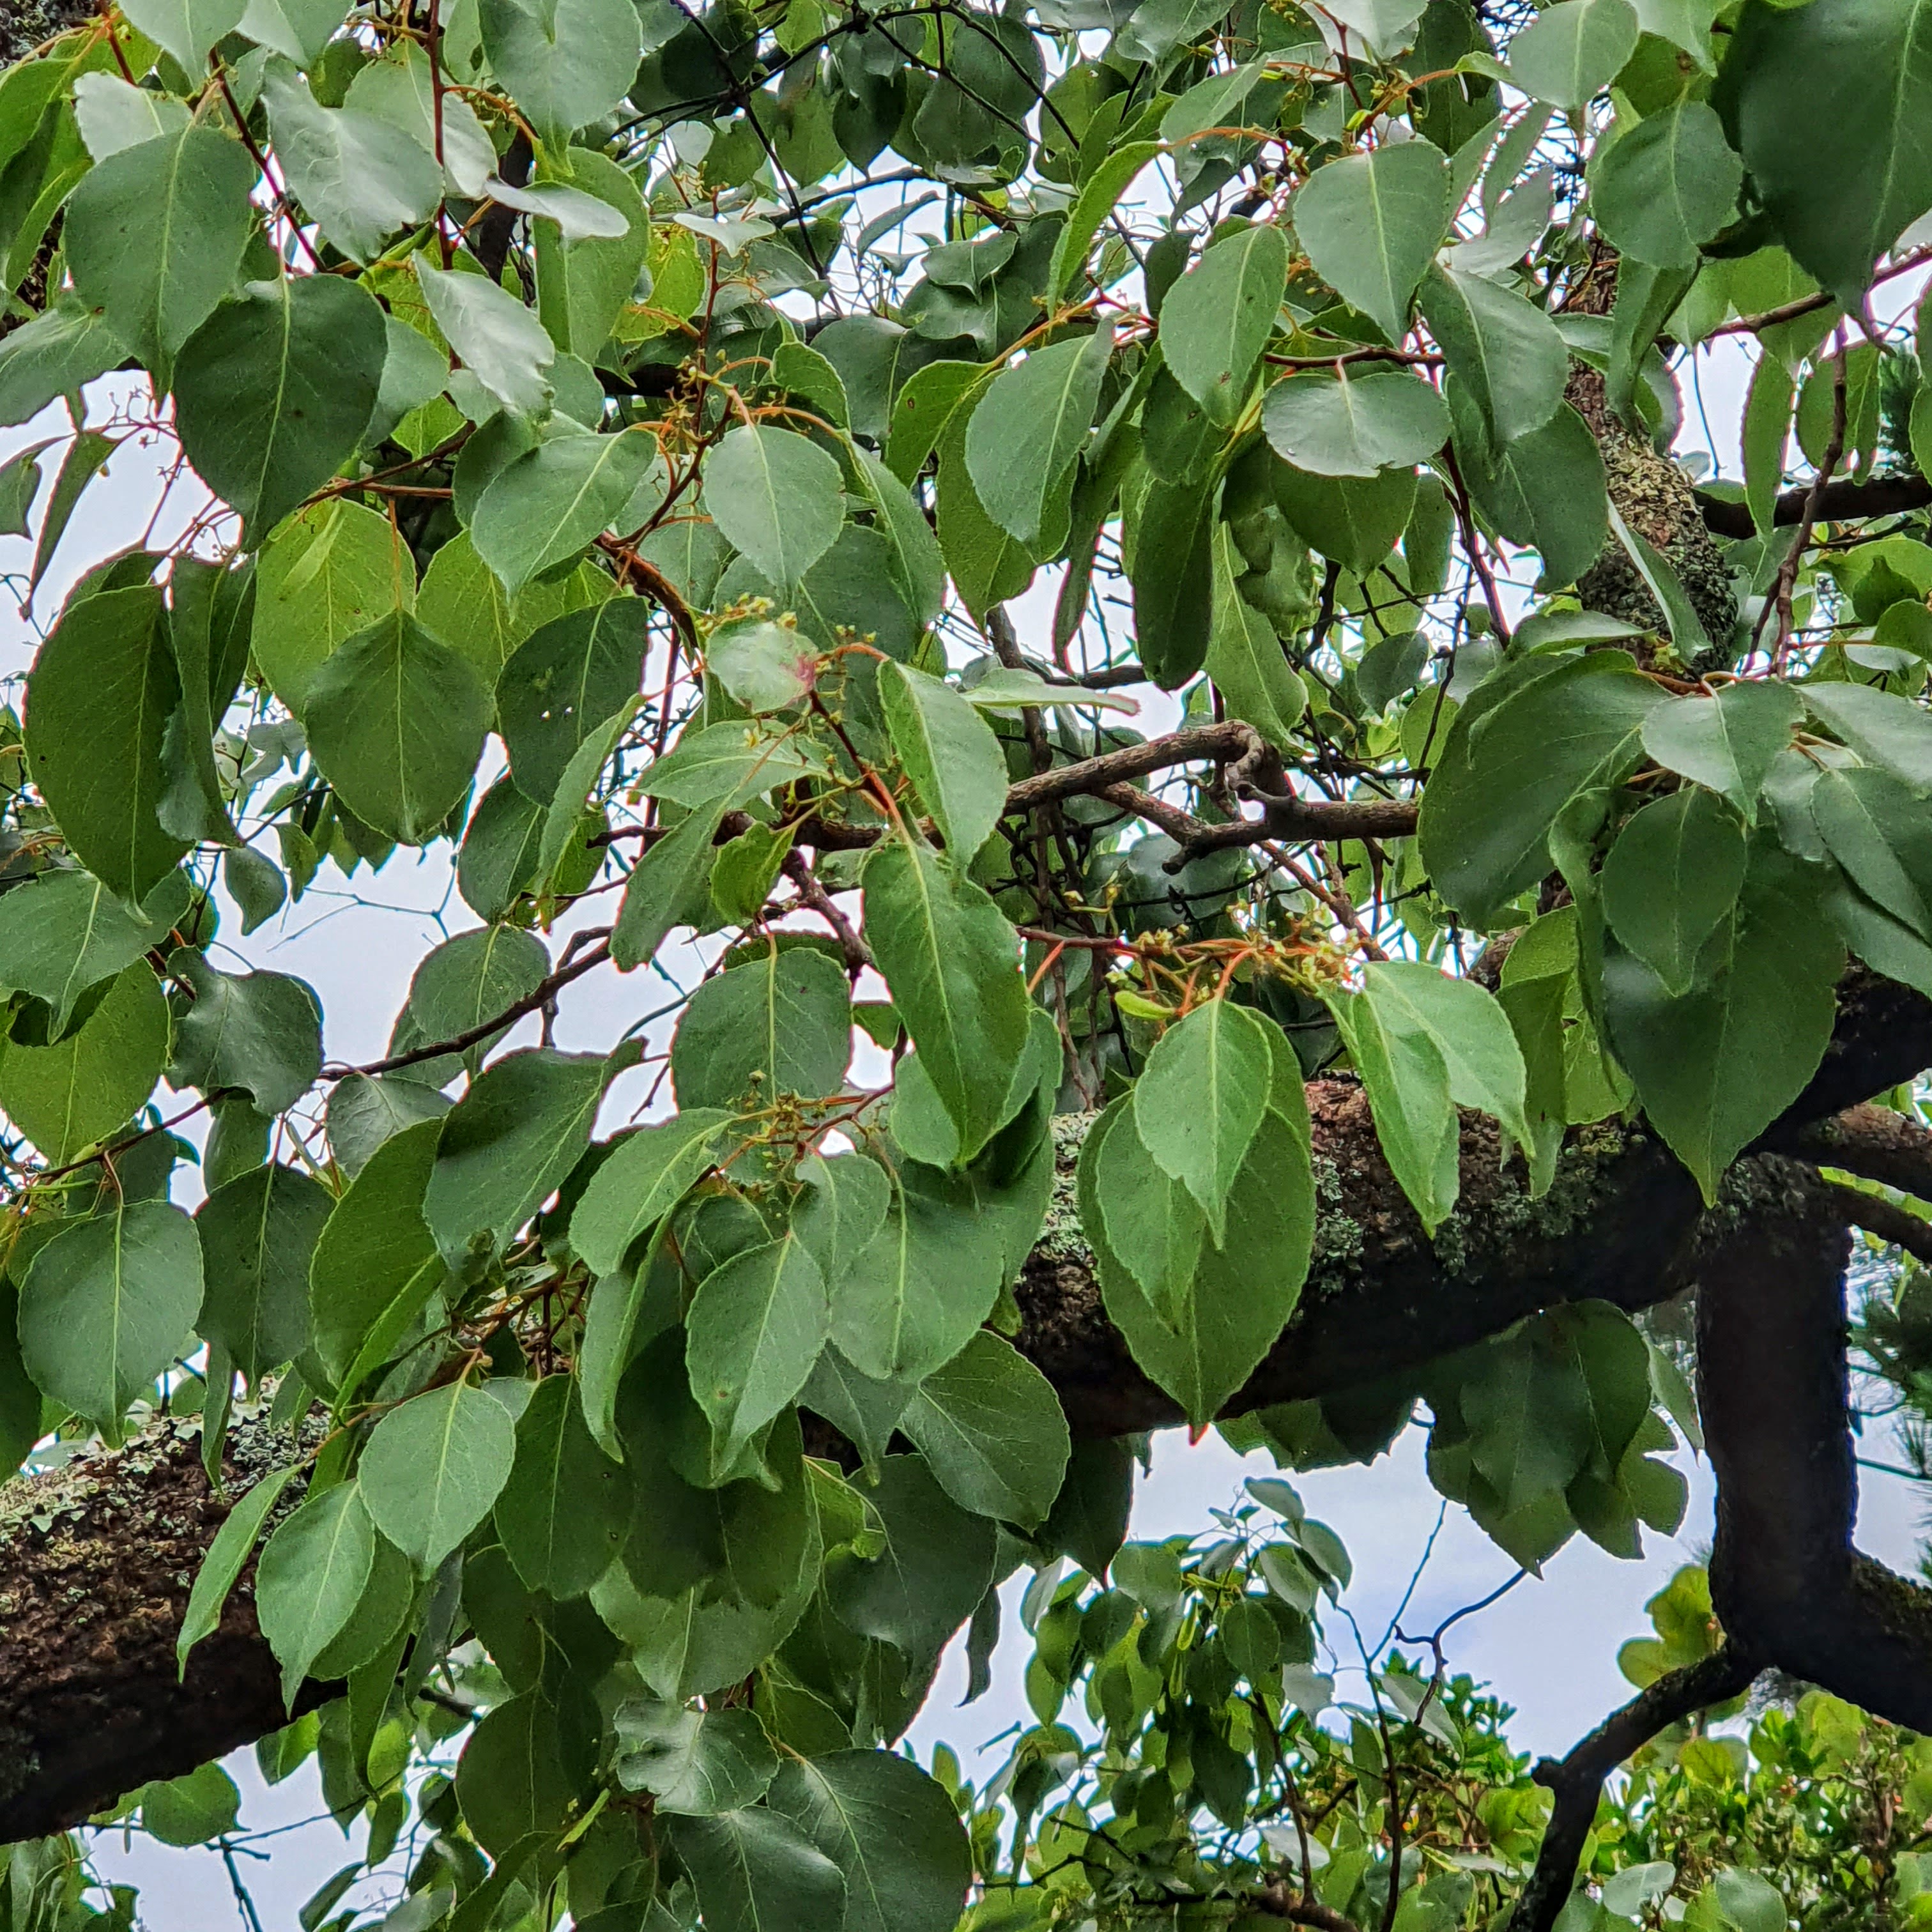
[1159,224,1288,426]
[493,1373,631,1598]
[195,1162,332,1383]
[256,1480,378,1703]
[1593,100,1744,269]
[19,1200,202,1436]
[1262,367,1450,477]
[478,0,644,148]
[703,424,845,586]
[65,126,256,374]
[898,1330,1070,1529]
[472,428,659,599]
[671,946,852,1111]
[497,595,652,804]
[360,1379,518,1572]
[1293,144,1450,344]
[1510,0,1640,108]
[1601,788,1749,996]
[174,275,388,540]
[303,611,491,844]
[24,586,188,902]
[878,662,1009,862]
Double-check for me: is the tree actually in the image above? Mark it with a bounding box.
[3,0,1932,1924]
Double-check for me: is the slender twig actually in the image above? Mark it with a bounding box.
[1757,325,1848,668]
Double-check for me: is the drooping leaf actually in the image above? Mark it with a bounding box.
[168,949,322,1115]
[1600,788,1749,995]
[1293,143,1450,344]
[18,1200,202,1436]
[24,586,188,901]
[256,1481,377,1704]
[1420,261,1569,447]
[303,611,491,844]
[195,1163,332,1383]
[493,1373,631,1598]
[703,424,845,586]
[0,867,173,1032]
[424,1048,608,1260]
[899,1330,1070,1529]
[964,325,1110,548]
[861,839,1032,1163]
[64,126,256,376]
[415,254,556,417]
[1158,225,1288,425]
[174,275,388,540]
[360,1378,518,1572]
[671,946,852,1110]
[615,1704,779,1815]
[878,661,1010,861]
[176,1464,302,1676]
[673,1807,847,1932]
[686,1234,830,1466]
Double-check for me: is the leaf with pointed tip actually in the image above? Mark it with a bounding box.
[673,1807,847,1932]
[1420,261,1568,447]
[964,326,1111,546]
[303,611,491,844]
[256,1481,376,1704]
[0,868,173,1033]
[1509,0,1639,108]
[121,0,247,73]
[1601,788,1748,996]
[478,0,644,149]
[900,1330,1069,1528]
[360,1379,517,1572]
[878,662,1009,862]
[176,1464,301,1677]
[703,425,845,586]
[1160,226,1287,426]
[686,1233,829,1466]
[174,277,388,541]
[1294,144,1450,344]
[18,1200,202,1437]
[493,1374,631,1597]
[473,429,658,599]
[415,255,555,417]
[195,1163,331,1383]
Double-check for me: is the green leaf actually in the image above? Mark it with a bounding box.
[1132,999,1275,1240]
[1081,1087,1315,1425]
[493,1374,631,1598]
[65,126,255,376]
[832,1165,1010,1383]
[766,1751,972,1932]
[177,1464,301,1676]
[1641,684,1798,825]
[424,1048,608,1260]
[1509,0,1640,107]
[878,661,1010,861]
[168,949,322,1114]
[964,325,1110,547]
[1601,788,1748,995]
[360,1379,518,1572]
[19,1200,201,1436]
[324,1076,447,1183]
[498,597,651,804]
[615,1704,778,1814]
[936,405,1036,624]
[1603,837,1841,1202]
[0,866,173,1034]
[862,839,1032,1163]
[256,1481,377,1704]
[473,428,657,598]
[1802,682,1932,793]
[24,585,188,901]
[671,946,852,1109]
[0,300,124,429]
[852,448,945,623]
[252,499,417,714]
[195,1163,331,1383]
[174,275,388,541]
[262,61,442,264]
[405,923,551,1061]
[1592,100,1743,270]
[571,1110,735,1278]
[121,0,247,73]
[1456,402,1607,591]
[0,444,42,539]
[825,1452,998,1659]
[703,424,845,586]
[1159,225,1287,425]
[1048,141,1161,304]
[307,1117,443,1394]
[1358,960,1531,1156]
[639,723,829,809]
[1718,0,1932,309]
[687,1234,830,1465]
[1293,143,1450,344]
[1809,763,1932,939]
[478,0,645,150]
[342,44,498,198]
[1262,367,1450,477]
[1328,986,1459,1230]
[900,1330,1070,1529]
[673,1807,847,1932]
[1418,654,1665,925]
[303,611,491,844]
[140,1763,241,1848]
[1133,473,1217,688]
[0,961,170,1164]
[1272,463,1417,578]
[610,801,726,970]
[415,254,555,417]
[1420,261,1568,446]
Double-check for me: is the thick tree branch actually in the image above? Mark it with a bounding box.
[1774,1100,1932,1199]
[4,968,1932,1842]
[1819,1180,1932,1263]
[1699,1165,1932,1733]
[1698,474,1932,541]
[1512,1643,1760,1932]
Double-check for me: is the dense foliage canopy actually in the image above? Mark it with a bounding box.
[8,0,1932,1923]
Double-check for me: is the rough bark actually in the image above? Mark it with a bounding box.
[0,0,95,70]
[0,1410,321,1844]
[0,968,1929,1841]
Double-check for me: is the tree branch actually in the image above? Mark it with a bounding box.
[1510,1643,1759,1932]
[1698,474,1932,541]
